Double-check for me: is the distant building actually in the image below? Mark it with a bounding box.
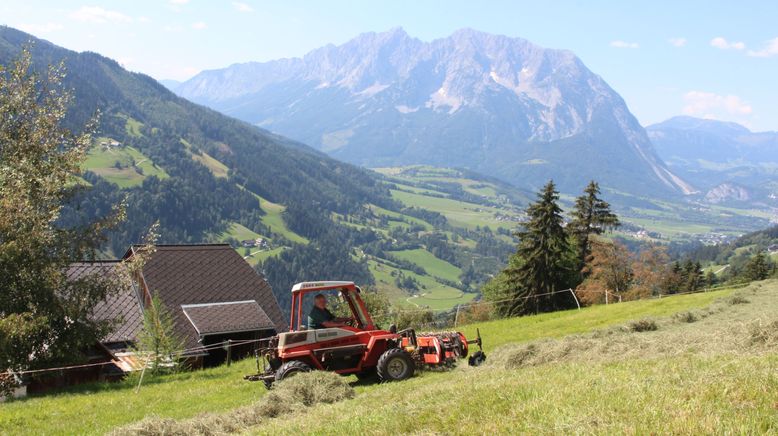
[240,238,269,249]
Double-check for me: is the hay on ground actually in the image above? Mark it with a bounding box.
[115,371,355,436]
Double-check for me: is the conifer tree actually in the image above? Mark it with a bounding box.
[505,180,575,315]
[135,292,185,375]
[743,252,771,282]
[705,269,717,288]
[569,181,620,270]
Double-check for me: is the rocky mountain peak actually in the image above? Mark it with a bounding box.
[176,28,693,197]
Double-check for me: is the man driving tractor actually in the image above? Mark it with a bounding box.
[307,293,353,329]
[245,281,485,387]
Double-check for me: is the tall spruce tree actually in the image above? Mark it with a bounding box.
[506,180,575,315]
[569,181,620,271]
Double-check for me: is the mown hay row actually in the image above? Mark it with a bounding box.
[114,371,354,436]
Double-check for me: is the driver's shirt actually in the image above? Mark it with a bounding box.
[308,306,335,329]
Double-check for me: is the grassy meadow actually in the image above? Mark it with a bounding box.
[4,281,776,434]
[82,142,168,188]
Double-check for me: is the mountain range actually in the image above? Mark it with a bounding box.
[0,25,532,312]
[175,27,695,197]
[648,116,778,192]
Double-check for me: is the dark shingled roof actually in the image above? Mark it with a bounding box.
[66,261,143,344]
[182,301,275,335]
[129,244,286,350]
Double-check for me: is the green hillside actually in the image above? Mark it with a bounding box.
[180,138,229,178]
[0,26,408,307]
[367,257,474,310]
[82,141,169,188]
[254,195,309,245]
[389,248,462,282]
[0,25,394,247]
[5,281,778,434]
[376,165,528,233]
[252,166,529,311]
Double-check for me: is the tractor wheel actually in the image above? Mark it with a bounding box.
[274,360,311,382]
[376,348,415,382]
[354,369,377,382]
[468,351,486,367]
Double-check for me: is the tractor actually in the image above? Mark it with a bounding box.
[246,281,485,387]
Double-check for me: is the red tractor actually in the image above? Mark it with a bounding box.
[247,281,485,387]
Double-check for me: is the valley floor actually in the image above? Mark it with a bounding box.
[1,284,776,434]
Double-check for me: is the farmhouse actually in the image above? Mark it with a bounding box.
[26,244,285,393]
[125,244,286,367]
[240,238,269,248]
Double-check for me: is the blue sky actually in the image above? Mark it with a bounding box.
[3,0,777,130]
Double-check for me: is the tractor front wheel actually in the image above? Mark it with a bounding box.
[355,369,377,382]
[376,348,415,382]
[275,360,311,382]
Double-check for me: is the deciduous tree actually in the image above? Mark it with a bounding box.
[577,240,632,305]
[0,49,123,372]
[627,245,671,299]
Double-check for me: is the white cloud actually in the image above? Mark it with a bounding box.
[69,6,132,24]
[710,37,745,50]
[747,37,778,58]
[232,1,254,12]
[138,16,152,24]
[168,0,190,12]
[668,37,687,47]
[191,21,207,30]
[610,40,639,49]
[16,22,64,34]
[682,91,753,122]
[163,24,184,32]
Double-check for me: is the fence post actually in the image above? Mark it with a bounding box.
[454,304,461,327]
[226,340,232,367]
[135,359,147,394]
[568,289,581,310]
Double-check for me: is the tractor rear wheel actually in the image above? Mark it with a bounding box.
[275,360,311,382]
[376,348,415,382]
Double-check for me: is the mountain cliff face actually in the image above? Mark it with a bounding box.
[704,182,752,204]
[177,28,693,196]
